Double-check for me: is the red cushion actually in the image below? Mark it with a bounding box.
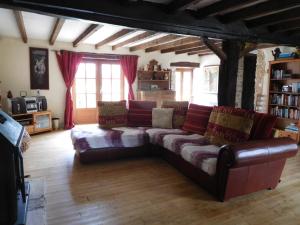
[250,113,277,140]
[182,104,213,135]
[128,100,157,127]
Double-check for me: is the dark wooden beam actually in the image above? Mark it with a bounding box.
[218,40,243,106]
[239,42,257,57]
[193,0,259,19]
[112,31,156,50]
[161,41,202,53]
[268,19,300,33]
[95,29,134,49]
[198,53,214,56]
[202,37,226,60]
[13,10,27,43]
[175,45,209,54]
[167,0,198,11]
[188,50,213,55]
[3,0,300,45]
[73,24,102,47]
[170,61,200,67]
[219,0,300,24]
[129,34,182,52]
[145,37,200,52]
[246,8,300,28]
[49,18,65,45]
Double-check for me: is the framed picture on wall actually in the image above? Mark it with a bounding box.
[30,47,49,90]
[204,65,219,93]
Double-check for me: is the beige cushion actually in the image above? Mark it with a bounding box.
[152,108,174,129]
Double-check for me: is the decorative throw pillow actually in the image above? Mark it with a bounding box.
[182,104,213,135]
[249,112,277,140]
[204,106,255,146]
[128,100,157,127]
[162,101,189,128]
[98,100,127,129]
[152,108,174,129]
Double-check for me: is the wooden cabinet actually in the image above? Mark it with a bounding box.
[12,111,52,135]
[137,90,175,107]
[137,70,171,91]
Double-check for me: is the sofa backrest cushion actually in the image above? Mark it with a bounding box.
[128,100,157,127]
[182,104,213,135]
[204,106,255,146]
[161,101,189,128]
[98,100,128,129]
[249,112,277,140]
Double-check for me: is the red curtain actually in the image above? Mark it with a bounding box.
[120,55,138,100]
[56,50,83,129]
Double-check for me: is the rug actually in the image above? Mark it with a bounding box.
[27,178,47,225]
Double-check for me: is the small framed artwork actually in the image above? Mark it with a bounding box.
[30,47,49,90]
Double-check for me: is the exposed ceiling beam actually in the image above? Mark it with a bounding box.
[202,37,226,60]
[112,31,156,50]
[268,19,300,33]
[95,29,134,49]
[3,0,300,45]
[73,24,102,47]
[188,50,213,55]
[145,37,200,52]
[239,42,257,57]
[170,61,200,67]
[245,8,300,28]
[161,41,202,53]
[13,10,27,43]
[198,53,215,57]
[219,0,300,24]
[129,34,182,52]
[175,43,221,54]
[167,0,199,11]
[49,18,65,45]
[193,0,260,19]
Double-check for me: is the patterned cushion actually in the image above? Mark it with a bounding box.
[152,108,174,129]
[146,128,186,145]
[180,145,220,176]
[182,104,213,135]
[204,106,255,146]
[98,100,128,128]
[249,113,277,140]
[128,100,157,127]
[162,101,189,128]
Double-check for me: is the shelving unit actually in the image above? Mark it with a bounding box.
[11,111,52,135]
[137,70,171,91]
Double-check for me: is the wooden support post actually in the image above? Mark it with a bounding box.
[218,40,243,107]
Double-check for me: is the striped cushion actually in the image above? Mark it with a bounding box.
[161,101,189,128]
[98,100,128,129]
[204,106,255,146]
[182,104,213,135]
[128,100,157,127]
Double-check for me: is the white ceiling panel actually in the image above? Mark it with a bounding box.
[22,11,55,40]
[83,25,124,44]
[56,19,92,42]
[0,8,20,38]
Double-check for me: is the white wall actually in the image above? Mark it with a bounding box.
[0,37,201,125]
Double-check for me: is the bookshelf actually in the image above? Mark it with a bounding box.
[268,59,300,122]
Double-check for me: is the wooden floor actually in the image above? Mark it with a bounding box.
[24,130,300,225]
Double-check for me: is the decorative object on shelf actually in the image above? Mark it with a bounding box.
[272,48,281,60]
[278,52,297,59]
[30,47,49,90]
[7,90,13,98]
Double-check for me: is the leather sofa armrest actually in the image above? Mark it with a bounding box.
[220,137,298,168]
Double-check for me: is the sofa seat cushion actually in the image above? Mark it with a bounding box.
[161,101,189,128]
[146,128,186,145]
[180,145,220,176]
[162,134,209,154]
[205,106,255,146]
[71,125,149,153]
[182,104,213,135]
[128,100,157,127]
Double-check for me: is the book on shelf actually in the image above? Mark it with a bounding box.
[270,106,300,120]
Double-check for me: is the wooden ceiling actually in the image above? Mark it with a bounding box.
[1,0,296,55]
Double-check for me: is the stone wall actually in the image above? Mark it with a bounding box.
[235,57,244,108]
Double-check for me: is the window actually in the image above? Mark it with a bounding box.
[75,62,97,108]
[101,64,123,101]
[175,68,193,101]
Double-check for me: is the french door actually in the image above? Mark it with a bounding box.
[73,60,124,124]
